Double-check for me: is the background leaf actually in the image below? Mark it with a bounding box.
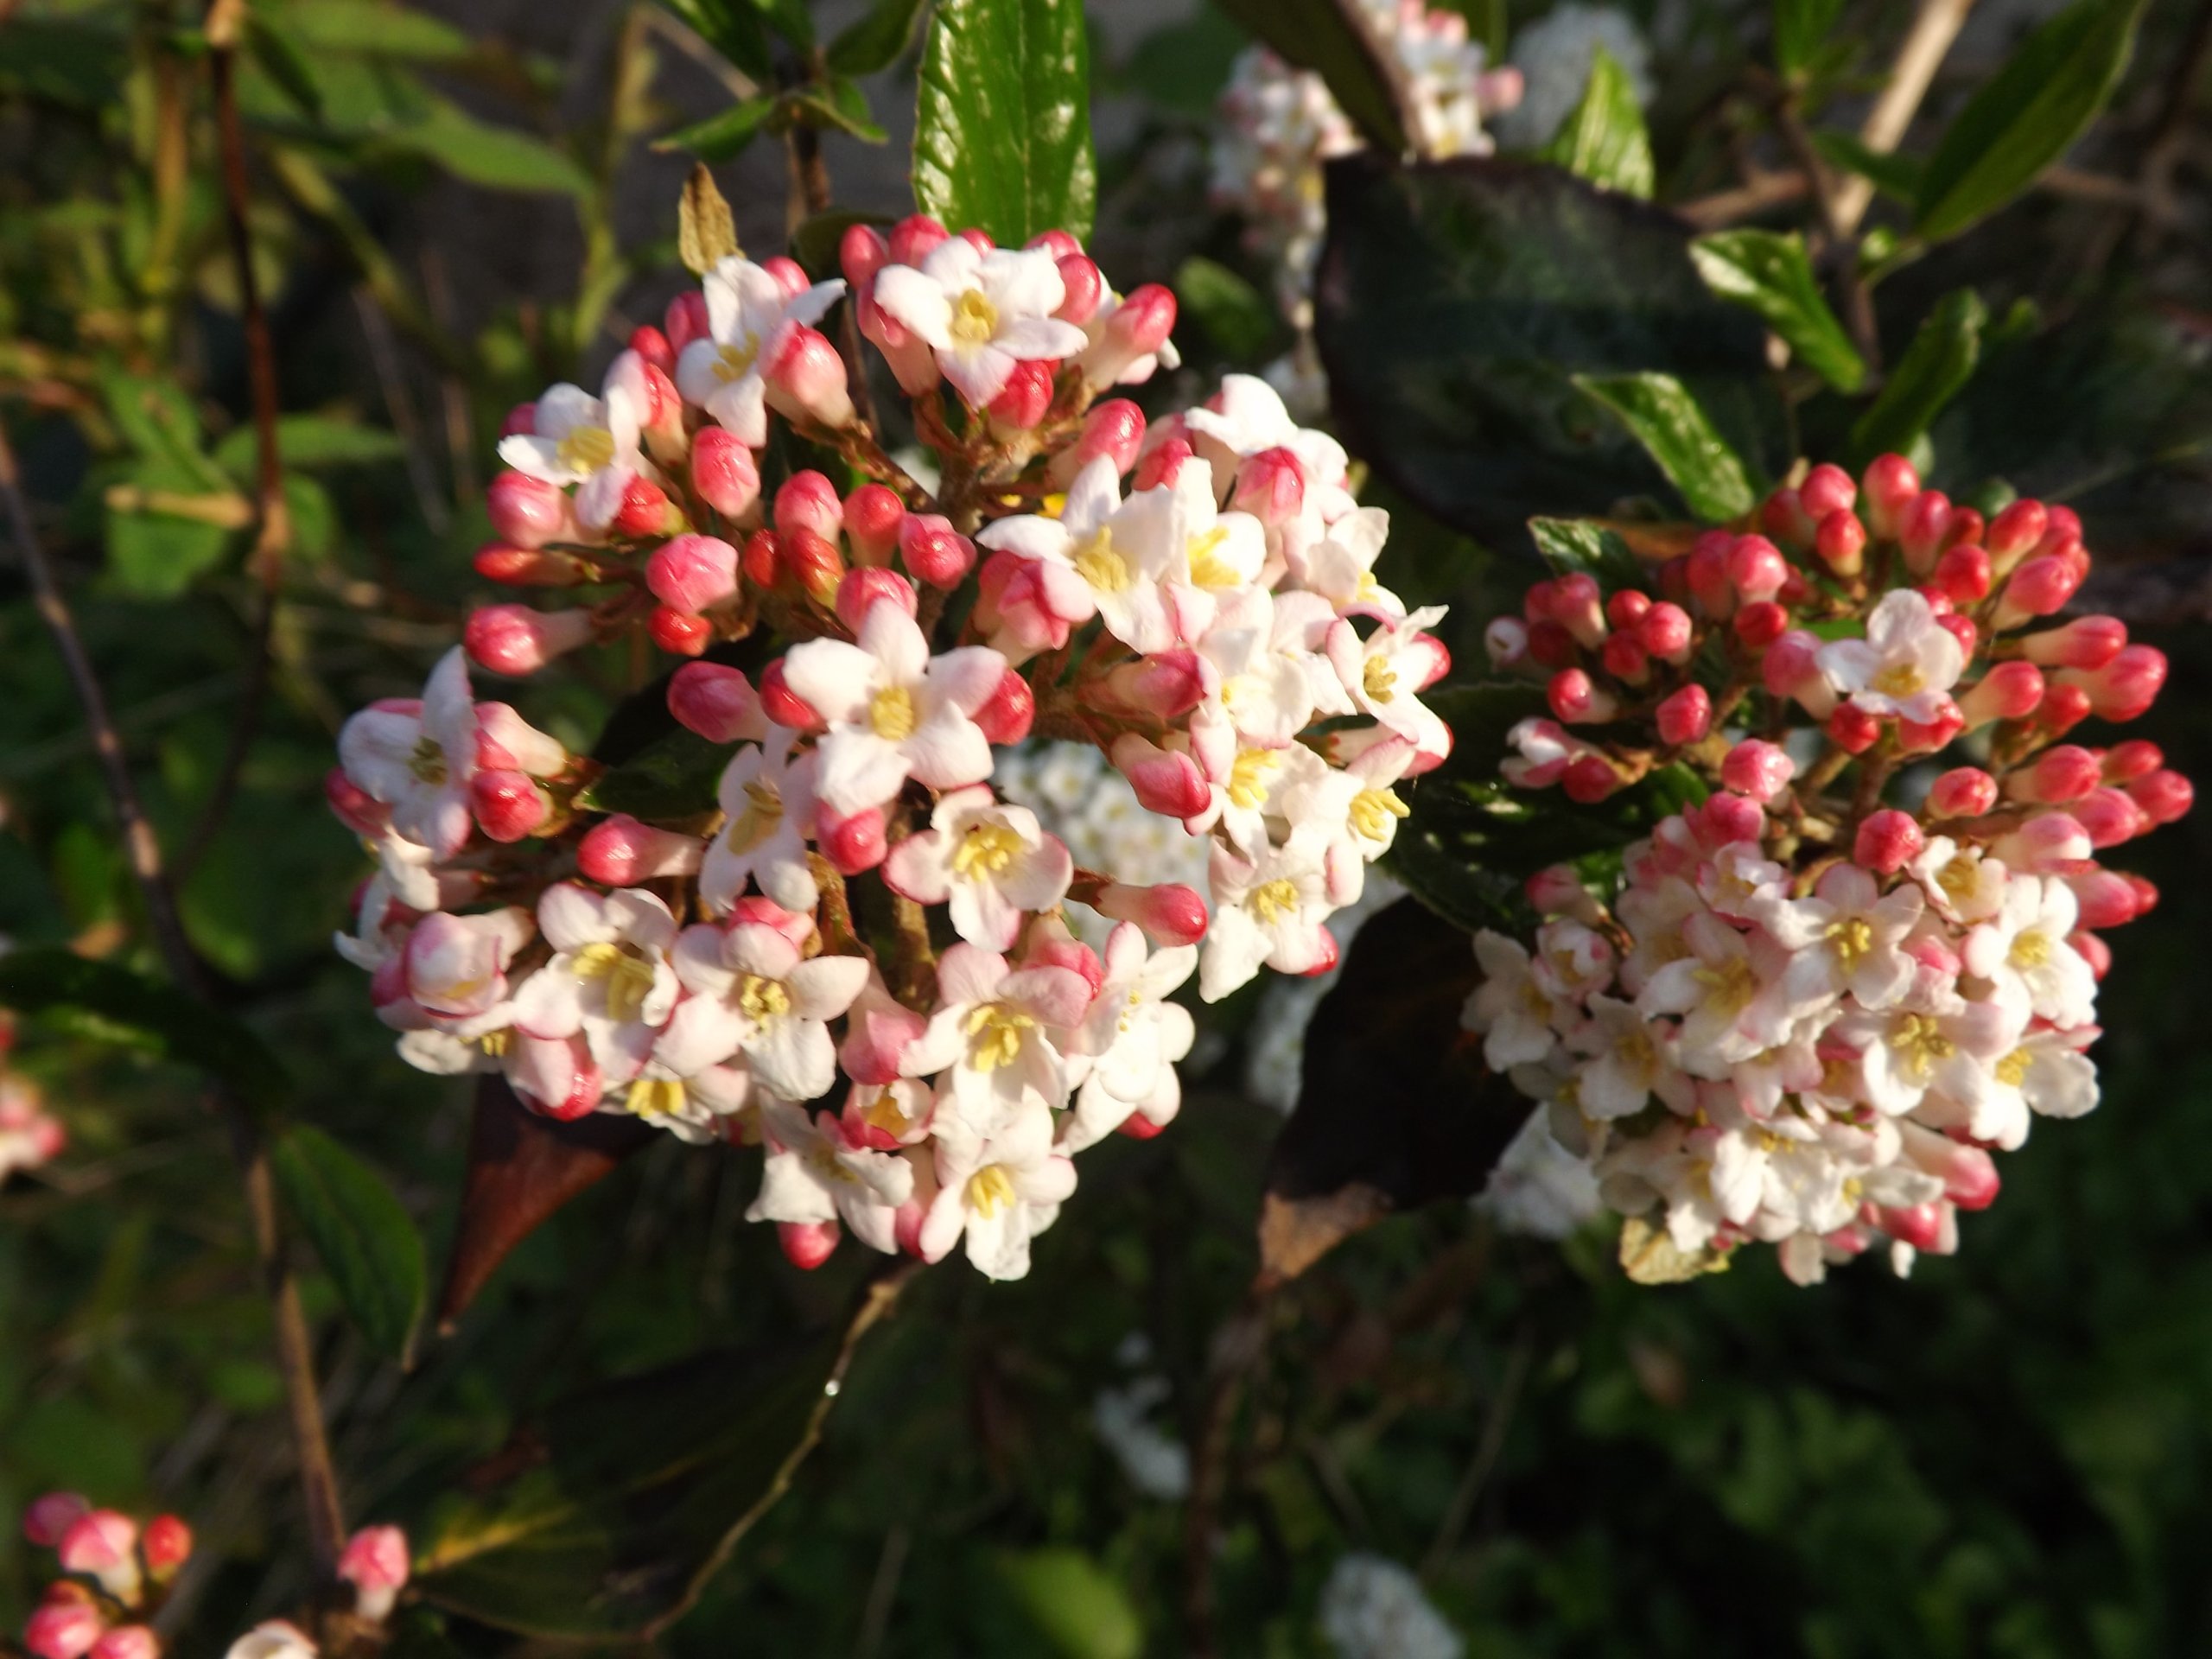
[827,0,929,75]
[1211,0,1411,153]
[913,0,1096,246]
[1540,47,1654,199]
[1173,255,1281,361]
[657,95,777,163]
[657,0,775,82]
[1774,0,1847,76]
[213,416,404,477]
[1691,229,1866,391]
[1574,372,1758,519]
[1850,289,1986,462]
[994,1548,1143,1659]
[271,1125,427,1361]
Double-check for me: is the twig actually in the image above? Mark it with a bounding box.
[1420,1327,1535,1580]
[1834,0,1980,234]
[1678,168,1814,227]
[1181,1284,1275,1659]
[0,422,348,1579]
[353,289,452,537]
[850,1521,911,1659]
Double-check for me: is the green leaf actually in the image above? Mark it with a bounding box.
[1314,153,1780,556]
[1774,0,1846,76]
[1173,255,1279,361]
[1574,372,1758,520]
[995,1548,1142,1659]
[756,0,815,48]
[1212,0,1410,153]
[246,16,324,119]
[0,948,290,1114]
[578,727,732,822]
[387,99,593,196]
[1850,289,1986,462]
[283,2,473,60]
[656,94,779,162]
[1913,0,2145,243]
[658,0,774,82]
[213,416,404,477]
[783,79,887,143]
[102,460,238,598]
[914,0,1096,246]
[1528,518,1647,592]
[827,0,928,74]
[1690,230,1866,392]
[98,368,225,485]
[0,19,129,105]
[1540,47,1653,199]
[271,1127,427,1363]
[1811,130,1924,205]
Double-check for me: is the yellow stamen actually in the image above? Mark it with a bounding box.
[711,337,760,383]
[1827,917,1875,970]
[737,974,791,1022]
[1185,525,1240,588]
[477,1029,512,1058]
[966,1163,1017,1217]
[627,1077,686,1118]
[1249,877,1298,924]
[574,941,658,1024]
[1348,785,1409,841]
[2010,930,2052,969]
[952,821,1023,879]
[1228,749,1279,810]
[1995,1048,2032,1088]
[1891,1014,1955,1078]
[804,1144,858,1184]
[964,1003,1034,1071]
[1937,855,1977,904]
[728,779,782,853]
[408,734,448,785]
[1363,656,1398,704]
[862,1090,915,1138]
[950,288,999,345]
[1072,526,1131,593]
[555,424,616,473]
[1871,662,1925,698]
[869,684,916,741]
[1692,956,1758,1013]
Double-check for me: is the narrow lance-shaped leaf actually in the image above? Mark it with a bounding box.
[1540,46,1653,199]
[272,1127,428,1362]
[1913,0,2145,243]
[1850,289,1986,463]
[913,0,1096,246]
[827,0,928,75]
[657,95,777,163]
[1774,0,1846,75]
[1811,130,1925,207]
[1574,372,1758,521]
[1691,229,1866,392]
[657,0,773,83]
[1212,0,1412,154]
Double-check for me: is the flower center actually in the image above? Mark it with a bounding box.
[737,973,791,1022]
[1228,748,1279,810]
[1348,785,1409,841]
[728,779,782,852]
[1693,956,1758,1013]
[952,821,1023,879]
[869,683,916,741]
[555,423,616,474]
[712,337,760,383]
[1072,526,1131,592]
[804,1144,858,1184]
[408,734,448,785]
[966,1163,1017,1218]
[1891,1013,1955,1078]
[1185,526,1240,589]
[1936,855,1978,904]
[477,1029,512,1058]
[950,288,999,345]
[2010,930,2051,969]
[1363,656,1398,703]
[1249,877,1299,924]
[964,1003,1035,1072]
[574,941,658,1025]
[862,1089,917,1138]
[1827,916,1874,970]
[1871,662,1925,698]
[627,1076,686,1118]
[1995,1047,2032,1088]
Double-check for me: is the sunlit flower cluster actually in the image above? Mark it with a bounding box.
[329,214,1452,1281]
[0,1071,64,1184]
[1465,456,2188,1283]
[1211,0,1523,325]
[1318,1552,1464,1659]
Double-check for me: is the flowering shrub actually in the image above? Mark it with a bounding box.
[1463,458,2189,1283]
[329,214,1453,1281]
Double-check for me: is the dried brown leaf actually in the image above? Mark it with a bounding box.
[678,163,739,276]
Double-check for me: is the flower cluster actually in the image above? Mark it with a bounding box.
[1211,0,1523,325]
[0,1070,64,1185]
[329,213,1453,1281]
[1318,1553,1464,1659]
[19,1495,407,1659]
[1465,455,2188,1284]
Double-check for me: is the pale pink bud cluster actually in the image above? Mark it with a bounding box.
[20,1496,193,1659]
[0,1073,65,1182]
[1467,458,2183,1286]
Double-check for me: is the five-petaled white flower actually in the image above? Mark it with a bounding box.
[1060,923,1198,1153]
[700,731,819,915]
[869,239,1088,407]
[657,921,870,1100]
[901,943,1090,1136]
[884,786,1073,951]
[1962,875,2098,1029]
[1198,839,1333,1001]
[337,648,478,860]
[1816,588,1965,723]
[1755,863,1925,1012]
[675,256,846,445]
[497,358,651,533]
[512,883,682,1083]
[747,1097,913,1253]
[917,1106,1078,1281]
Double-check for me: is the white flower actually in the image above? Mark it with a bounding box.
[1317,1552,1463,1659]
[1816,589,1965,724]
[901,943,1091,1135]
[1277,734,1416,906]
[1199,839,1335,1001]
[0,1079,62,1181]
[226,1623,318,1659]
[1976,1024,2100,1147]
[884,785,1074,951]
[1755,862,1925,1012]
[496,360,649,533]
[1910,836,2010,924]
[869,239,1087,406]
[620,1062,753,1143]
[1475,1107,1603,1240]
[747,1098,912,1252]
[511,884,680,1083]
[1092,1375,1191,1500]
[782,601,1004,815]
[1292,505,1403,616]
[1182,374,1353,524]
[1325,605,1452,760]
[658,920,870,1099]
[700,731,819,915]
[1569,995,1689,1119]
[337,648,477,859]
[675,256,845,445]
[918,1107,1077,1281]
[401,907,533,1023]
[979,456,1205,656]
[1061,923,1198,1152]
[1961,875,2098,1028]
[1838,995,2023,1118]
[1633,912,1797,1077]
[1463,930,1568,1070]
[1200,726,1327,861]
[1199,585,1326,747]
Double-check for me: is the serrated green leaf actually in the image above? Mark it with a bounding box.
[1811,130,1925,205]
[827,0,927,74]
[578,726,732,822]
[0,948,291,1114]
[1774,0,1846,77]
[1850,289,1986,462]
[1913,0,2145,243]
[213,416,404,477]
[914,0,1096,246]
[272,1126,426,1362]
[1212,0,1410,153]
[1541,46,1653,198]
[1575,372,1756,519]
[1174,255,1278,361]
[656,94,778,162]
[1691,230,1866,392]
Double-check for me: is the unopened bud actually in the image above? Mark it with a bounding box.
[499,401,536,438]
[778,1218,842,1270]
[1934,610,1978,656]
[842,483,906,567]
[667,662,762,743]
[764,324,855,429]
[1562,753,1626,803]
[1853,808,1923,873]
[785,526,847,609]
[1095,650,1206,720]
[2005,744,2101,804]
[1721,739,1795,801]
[1860,454,1920,538]
[774,470,844,542]
[2069,868,2142,928]
[1726,534,1787,603]
[2037,681,2094,737]
[690,428,760,519]
[1826,703,1882,753]
[2060,645,2167,721]
[1095,880,1208,946]
[1600,632,1650,683]
[2072,786,2148,849]
[1993,811,2093,873]
[2104,739,2163,782]
[648,606,713,656]
[1109,734,1211,819]
[1484,616,1529,669]
[1762,485,1814,544]
[465,603,593,677]
[835,569,918,634]
[1526,865,1604,924]
[1898,490,1951,575]
[470,769,552,842]
[1547,667,1617,724]
[486,472,570,550]
[577,815,703,885]
[1934,543,1992,604]
[59,1512,139,1599]
[1801,462,1856,520]
[1993,555,2083,630]
[1230,447,1306,527]
[987,359,1056,431]
[839,223,890,288]
[1986,498,2048,568]
[898,513,976,588]
[1655,683,1711,745]
[816,802,888,874]
[664,289,710,352]
[1637,601,1694,664]
[1132,435,1193,491]
[1958,660,2045,728]
[2020,615,2126,671]
[1525,619,1575,667]
[1897,698,1965,756]
[1048,399,1146,486]
[1686,531,1734,614]
[611,475,677,541]
[1083,283,1177,385]
[758,658,820,729]
[26,1598,105,1659]
[646,533,739,615]
[24,1492,90,1548]
[1054,252,1104,323]
[1733,601,1788,649]
[326,768,389,837]
[742,527,785,590]
[2129,767,2193,824]
[338,1524,411,1625]
[1550,573,1605,648]
[1815,507,1866,576]
[1928,766,1999,818]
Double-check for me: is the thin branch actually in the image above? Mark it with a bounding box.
[209,22,289,576]
[1678,168,1814,227]
[1420,1327,1535,1580]
[1834,0,1980,234]
[1181,1284,1275,1659]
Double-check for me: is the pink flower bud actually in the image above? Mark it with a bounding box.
[338,1524,410,1624]
[2038,681,2094,737]
[1760,629,1828,717]
[1931,543,1992,605]
[763,324,854,429]
[1561,753,1626,803]
[1686,531,1733,614]
[667,663,762,743]
[1801,462,1856,520]
[2061,645,2167,721]
[2072,788,2146,849]
[2069,868,2143,928]
[1484,616,1529,668]
[1654,683,1711,746]
[1054,253,1104,323]
[815,802,887,875]
[1547,667,1617,724]
[1526,620,1575,667]
[1526,865,1604,924]
[649,607,714,657]
[1897,490,1951,575]
[757,255,807,299]
[2005,744,2101,804]
[1929,613,1977,662]
[1733,601,1788,649]
[973,667,1036,744]
[987,359,1057,431]
[1897,698,1966,756]
[835,569,918,636]
[1600,632,1649,683]
[1984,497,2045,567]
[1698,793,1767,848]
[842,484,906,567]
[1083,283,1177,384]
[2015,614,2123,670]
[690,428,760,519]
[888,215,949,265]
[1109,734,1211,819]
[773,471,843,543]
[1853,808,1923,873]
[1095,880,1208,947]
[1132,435,1193,491]
[24,1493,90,1548]
[140,1516,192,1580]
[86,1630,154,1659]
[758,658,820,729]
[1928,766,1998,818]
[1762,485,1813,544]
[1992,555,2083,630]
[576,815,704,885]
[1860,454,1919,538]
[612,475,677,540]
[1993,810,2093,873]
[898,513,976,588]
[839,223,889,287]
[486,472,570,550]
[60,1512,139,1599]
[25,1596,103,1659]
[1721,739,1796,801]
[325,767,389,837]
[1522,579,1559,623]
[1637,601,1694,664]
[1606,588,1651,630]
[2104,739,2162,782]
[2129,767,2193,824]
[1727,534,1787,603]
[1958,661,2045,728]
[470,770,551,842]
[779,1218,841,1270]
[1875,1202,1944,1251]
[1094,650,1206,720]
[645,533,739,615]
[785,526,847,609]
[1550,572,1606,647]
[665,289,710,352]
[499,401,535,437]
[2128,872,2160,916]
[1048,399,1146,486]
[1827,704,1881,753]
[1230,447,1306,527]
[474,543,582,587]
[1815,508,1866,576]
